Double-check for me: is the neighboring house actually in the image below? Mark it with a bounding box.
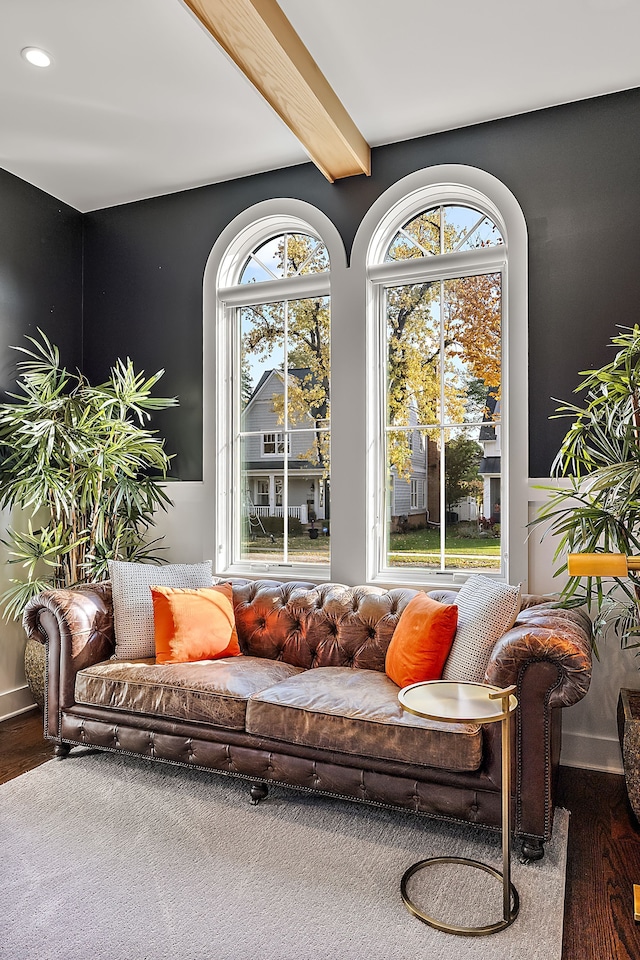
[242,369,328,526]
[396,390,501,530]
[478,394,501,524]
[389,403,431,531]
[245,369,499,531]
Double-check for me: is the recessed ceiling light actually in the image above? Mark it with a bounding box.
[21,47,52,68]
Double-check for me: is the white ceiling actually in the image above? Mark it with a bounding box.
[1,0,639,212]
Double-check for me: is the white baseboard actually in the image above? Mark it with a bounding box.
[0,684,36,723]
[561,730,623,775]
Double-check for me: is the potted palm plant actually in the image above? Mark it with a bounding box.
[0,330,177,707]
[532,324,640,646]
[531,324,640,815]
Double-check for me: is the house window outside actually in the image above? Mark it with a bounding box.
[262,432,289,456]
[371,202,505,577]
[407,478,426,512]
[220,226,331,570]
[410,479,418,510]
[255,479,269,506]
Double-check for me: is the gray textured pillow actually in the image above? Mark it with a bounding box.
[109,560,213,659]
[442,575,521,683]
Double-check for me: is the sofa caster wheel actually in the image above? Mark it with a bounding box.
[520,837,544,862]
[54,744,71,759]
[249,782,269,805]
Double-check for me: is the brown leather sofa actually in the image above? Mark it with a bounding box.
[23,578,592,860]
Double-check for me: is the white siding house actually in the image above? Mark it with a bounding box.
[245,370,498,533]
[478,395,501,525]
[242,369,328,526]
[390,421,429,530]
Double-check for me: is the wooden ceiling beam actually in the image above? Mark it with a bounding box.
[181,0,371,181]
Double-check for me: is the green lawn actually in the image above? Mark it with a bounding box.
[389,524,500,569]
[242,534,330,564]
[390,526,499,553]
[242,523,500,569]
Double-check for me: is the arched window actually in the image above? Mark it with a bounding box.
[353,167,528,587]
[206,202,344,576]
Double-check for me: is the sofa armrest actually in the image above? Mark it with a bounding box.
[23,583,114,739]
[430,590,592,846]
[486,604,592,707]
[485,603,591,846]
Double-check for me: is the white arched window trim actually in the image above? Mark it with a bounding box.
[351,165,529,590]
[203,199,347,578]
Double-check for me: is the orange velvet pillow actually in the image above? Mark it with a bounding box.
[151,582,241,665]
[385,592,458,688]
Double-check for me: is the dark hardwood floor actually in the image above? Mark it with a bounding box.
[558,764,640,959]
[0,708,55,783]
[1,709,640,957]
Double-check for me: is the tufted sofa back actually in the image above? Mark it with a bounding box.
[227,579,419,672]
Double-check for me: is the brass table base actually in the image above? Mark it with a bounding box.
[401,855,520,937]
[398,683,520,937]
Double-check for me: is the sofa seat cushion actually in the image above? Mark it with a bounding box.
[75,657,304,729]
[245,667,482,771]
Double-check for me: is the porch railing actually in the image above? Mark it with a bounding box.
[247,505,308,524]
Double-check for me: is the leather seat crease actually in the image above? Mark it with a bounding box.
[75,656,305,729]
[245,666,482,771]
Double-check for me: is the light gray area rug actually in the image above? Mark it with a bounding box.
[0,751,568,960]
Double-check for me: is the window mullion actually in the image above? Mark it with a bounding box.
[283,298,289,564]
[382,287,391,578]
[368,244,505,287]
[219,272,330,307]
[439,278,446,572]
[452,213,487,252]
[231,304,242,568]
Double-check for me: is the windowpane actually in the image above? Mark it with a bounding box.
[384,267,503,574]
[239,233,329,284]
[386,428,439,572]
[237,290,330,568]
[241,236,281,283]
[240,441,283,563]
[239,430,330,565]
[443,206,503,252]
[444,426,501,573]
[240,303,284,430]
[285,297,330,431]
[386,283,440,431]
[386,427,501,573]
[442,273,502,425]
[286,234,329,276]
[384,205,503,261]
[385,207,441,260]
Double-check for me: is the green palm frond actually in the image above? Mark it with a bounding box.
[0,331,178,620]
[531,325,640,656]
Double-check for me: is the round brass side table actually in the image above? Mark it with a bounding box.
[398,680,519,936]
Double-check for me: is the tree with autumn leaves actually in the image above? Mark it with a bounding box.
[241,233,330,474]
[241,219,501,503]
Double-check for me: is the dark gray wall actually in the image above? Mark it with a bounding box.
[80,87,640,480]
[0,168,82,391]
